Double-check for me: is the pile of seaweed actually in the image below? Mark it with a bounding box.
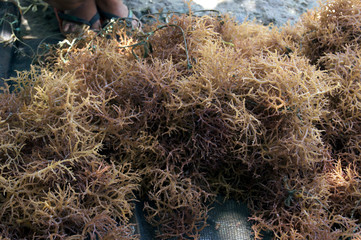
[1,0,361,239]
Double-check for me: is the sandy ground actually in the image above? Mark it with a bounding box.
[125,0,319,26]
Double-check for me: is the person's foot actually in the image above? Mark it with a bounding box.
[96,0,141,29]
[61,0,101,34]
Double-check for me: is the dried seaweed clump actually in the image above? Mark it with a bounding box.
[0,65,140,239]
[298,0,361,64]
[47,13,339,239]
[319,46,361,155]
[142,168,212,239]
[220,17,298,58]
[309,45,361,234]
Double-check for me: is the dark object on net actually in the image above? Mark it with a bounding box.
[0,0,21,87]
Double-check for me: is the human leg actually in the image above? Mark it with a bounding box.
[44,0,85,10]
[45,0,101,34]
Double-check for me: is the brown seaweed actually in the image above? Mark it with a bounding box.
[1,0,361,239]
